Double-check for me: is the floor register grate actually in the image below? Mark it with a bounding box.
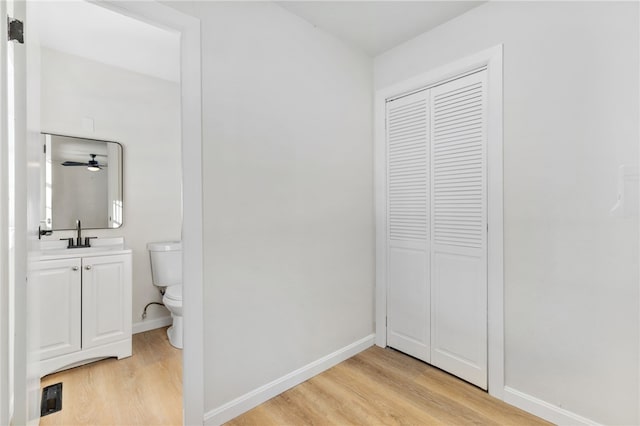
[41,382,63,416]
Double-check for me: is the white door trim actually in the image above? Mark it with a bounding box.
[86,2,204,423]
[1,1,16,423]
[0,4,9,423]
[374,45,504,398]
[9,0,29,423]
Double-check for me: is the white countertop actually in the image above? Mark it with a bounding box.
[30,237,131,261]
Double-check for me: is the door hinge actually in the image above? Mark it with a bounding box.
[8,17,24,44]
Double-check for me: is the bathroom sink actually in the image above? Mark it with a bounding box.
[30,237,130,260]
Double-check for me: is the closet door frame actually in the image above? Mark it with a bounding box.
[374,45,504,398]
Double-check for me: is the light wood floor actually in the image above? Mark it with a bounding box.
[40,327,182,426]
[41,335,549,426]
[228,346,550,426]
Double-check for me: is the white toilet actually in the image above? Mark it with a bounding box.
[147,241,183,349]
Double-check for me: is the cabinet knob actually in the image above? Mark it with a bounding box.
[85,265,92,270]
[72,266,79,271]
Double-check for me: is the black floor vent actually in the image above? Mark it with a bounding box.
[41,382,62,417]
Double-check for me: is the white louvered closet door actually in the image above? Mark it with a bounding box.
[429,70,488,389]
[385,69,488,390]
[385,90,431,363]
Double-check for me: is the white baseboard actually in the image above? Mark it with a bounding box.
[132,316,172,335]
[503,386,601,426]
[203,334,376,426]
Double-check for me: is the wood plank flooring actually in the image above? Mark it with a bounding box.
[40,334,549,426]
[40,327,182,426]
[227,346,550,426]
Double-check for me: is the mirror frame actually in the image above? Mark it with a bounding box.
[41,132,124,231]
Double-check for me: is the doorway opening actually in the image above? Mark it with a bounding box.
[21,1,203,424]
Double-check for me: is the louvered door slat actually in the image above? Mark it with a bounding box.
[432,76,485,248]
[387,94,428,242]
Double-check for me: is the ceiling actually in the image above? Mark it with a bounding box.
[277,1,485,56]
[30,1,483,82]
[30,1,180,83]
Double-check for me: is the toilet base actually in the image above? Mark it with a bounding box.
[167,315,183,349]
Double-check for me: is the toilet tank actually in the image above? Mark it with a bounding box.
[147,241,182,287]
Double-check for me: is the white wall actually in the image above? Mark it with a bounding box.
[375,2,639,424]
[52,166,108,229]
[39,48,182,329]
[166,1,374,417]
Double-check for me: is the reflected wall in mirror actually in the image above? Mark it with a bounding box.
[41,133,123,230]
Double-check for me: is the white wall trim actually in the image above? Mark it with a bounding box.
[503,387,602,426]
[132,315,172,335]
[374,45,504,398]
[88,2,203,425]
[203,334,375,426]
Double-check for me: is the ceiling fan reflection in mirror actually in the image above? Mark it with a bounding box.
[61,153,107,172]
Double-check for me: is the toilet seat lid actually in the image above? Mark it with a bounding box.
[164,285,182,301]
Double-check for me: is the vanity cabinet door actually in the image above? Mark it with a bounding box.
[81,254,132,349]
[30,258,82,360]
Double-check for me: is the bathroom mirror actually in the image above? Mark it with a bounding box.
[40,133,123,230]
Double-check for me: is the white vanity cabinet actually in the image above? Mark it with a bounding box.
[81,254,132,350]
[30,258,82,361]
[30,243,132,377]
